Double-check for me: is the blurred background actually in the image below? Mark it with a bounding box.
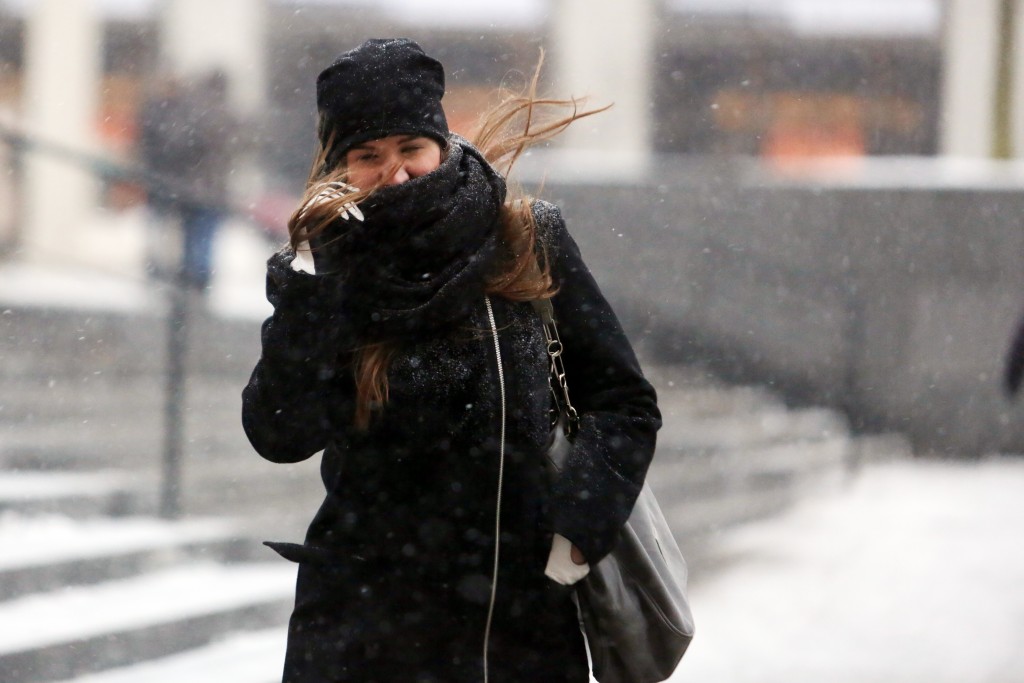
[1,1,1023,682]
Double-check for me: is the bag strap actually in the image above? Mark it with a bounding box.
[530,298,580,436]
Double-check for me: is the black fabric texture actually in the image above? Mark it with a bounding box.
[240,252,353,464]
[310,136,506,342]
[241,198,660,682]
[317,38,449,164]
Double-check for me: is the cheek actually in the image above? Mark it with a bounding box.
[411,151,443,177]
[345,166,376,188]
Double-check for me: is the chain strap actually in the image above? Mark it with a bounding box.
[530,298,579,435]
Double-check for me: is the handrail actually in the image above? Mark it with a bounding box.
[0,121,255,519]
[0,122,246,218]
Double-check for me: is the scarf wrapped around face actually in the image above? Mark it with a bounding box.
[313,135,507,341]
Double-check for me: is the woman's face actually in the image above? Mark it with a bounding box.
[344,135,443,189]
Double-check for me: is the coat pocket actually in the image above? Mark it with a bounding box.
[264,541,357,565]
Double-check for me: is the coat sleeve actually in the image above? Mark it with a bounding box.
[537,201,662,565]
[241,249,356,463]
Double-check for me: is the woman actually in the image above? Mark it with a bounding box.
[242,38,661,682]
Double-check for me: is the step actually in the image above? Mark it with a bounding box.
[0,301,262,380]
[52,627,287,683]
[657,383,786,419]
[176,447,323,507]
[651,433,852,497]
[0,471,145,516]
[657,405,849,453]
[0,417,166,473]
[0,456,322,527]
[0,375,249,473]
[663,486,796,538]
[0,376,164,424]
[659,450,850,532]
[0,374,249,432]
[648,435,853,543]
[0,562,295,683]
[0,513,253,598]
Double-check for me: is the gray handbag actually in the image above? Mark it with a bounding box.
[532,298,695,683]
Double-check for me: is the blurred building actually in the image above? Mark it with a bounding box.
[657,3,942,161]
[3,0,1024,457]
[0,0,1017,255]
[0,1,948,179]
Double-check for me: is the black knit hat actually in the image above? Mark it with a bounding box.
[316,38,449,162]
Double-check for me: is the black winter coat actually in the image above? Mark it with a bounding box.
[241,202,661,682]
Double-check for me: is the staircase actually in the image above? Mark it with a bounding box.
[0,306,318,682]
[0,299,910,681]
[0,470,294,683]
[643,363,908,565]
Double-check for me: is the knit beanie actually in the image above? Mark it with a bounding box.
[316,38,449,162]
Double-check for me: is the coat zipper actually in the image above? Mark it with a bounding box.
[482,295,506,683]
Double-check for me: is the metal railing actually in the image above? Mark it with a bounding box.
[0,123,267,518]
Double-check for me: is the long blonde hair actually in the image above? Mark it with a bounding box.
[288,53,609,428]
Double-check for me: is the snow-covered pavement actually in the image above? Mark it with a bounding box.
[56,628,287,683]
[15,457,1020,683]
[671,457,1024,683]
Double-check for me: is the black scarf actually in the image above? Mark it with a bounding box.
[317,136,507,341]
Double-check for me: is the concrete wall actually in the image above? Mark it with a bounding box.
[539,167,1024,456]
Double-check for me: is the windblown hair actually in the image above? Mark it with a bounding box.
[287,53,609,428]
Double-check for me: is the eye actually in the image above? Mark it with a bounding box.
[401,145,424,155]
[354,152,377,163]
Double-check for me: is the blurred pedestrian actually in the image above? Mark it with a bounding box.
[241,38,661,682]
[137,73,187,281]
[138,69,235,290]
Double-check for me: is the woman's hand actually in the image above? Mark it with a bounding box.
[544,535,590,584]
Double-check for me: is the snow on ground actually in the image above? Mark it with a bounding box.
[670,457,1024,683]
[0,470,133,502]
[0,512,237,569]
[57,627,287,683]
[0,562,294,654]
[12,457,1019,683]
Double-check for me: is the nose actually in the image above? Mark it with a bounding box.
[384,161,410,186]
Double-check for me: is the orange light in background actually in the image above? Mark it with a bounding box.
[712,88,924,173]
[97,74,146,209]
[761,93,865,171]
